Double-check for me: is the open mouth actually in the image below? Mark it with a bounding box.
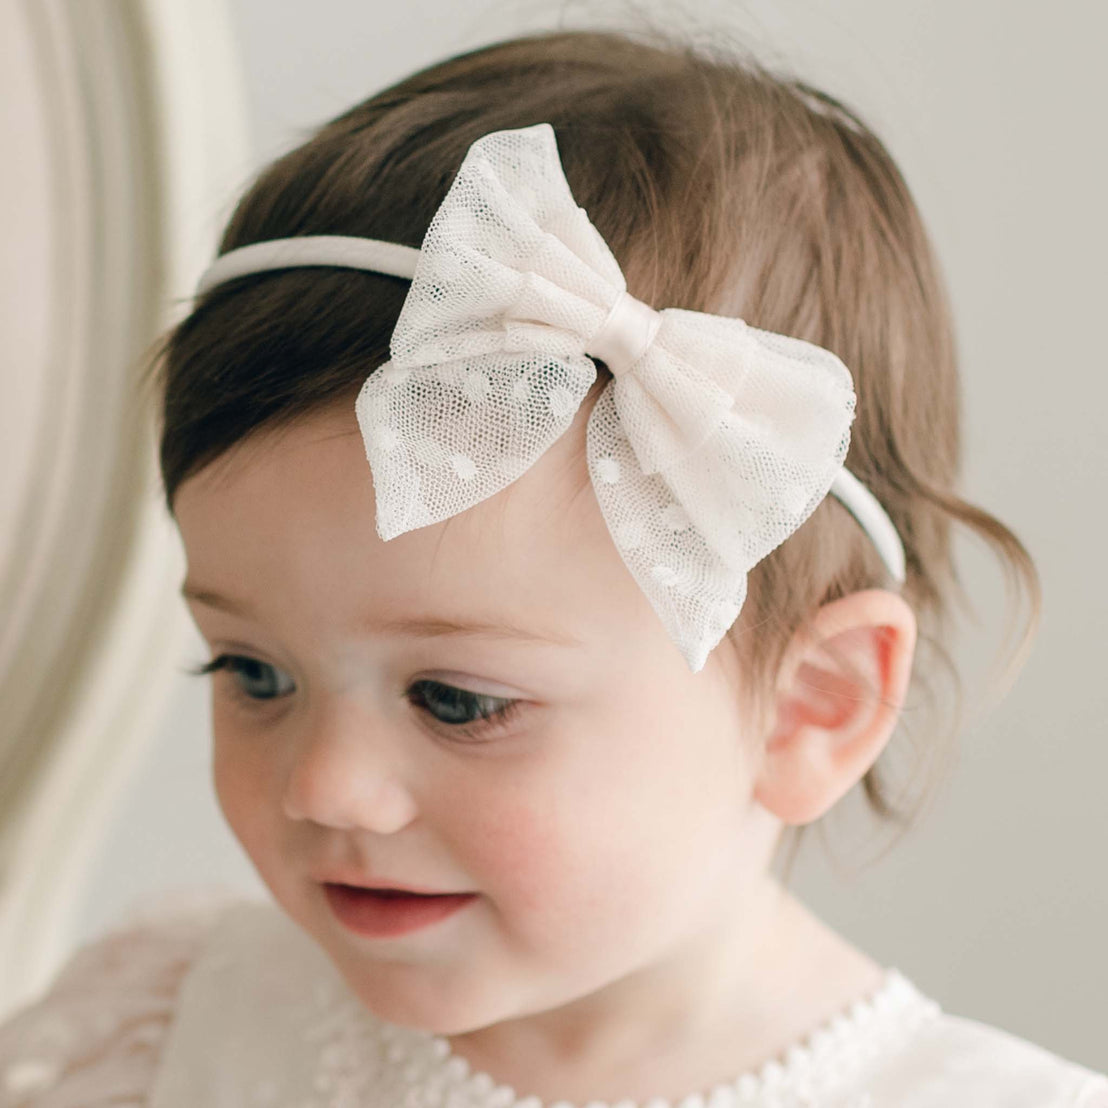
[322,883,477,938]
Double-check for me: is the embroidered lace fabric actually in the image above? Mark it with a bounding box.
[2,892,1106,1108]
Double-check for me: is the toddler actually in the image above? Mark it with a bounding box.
[2,25,1105,1108]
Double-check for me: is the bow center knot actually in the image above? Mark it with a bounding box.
[586,290,662,378]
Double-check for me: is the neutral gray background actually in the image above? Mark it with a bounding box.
[78,0,1106,1072]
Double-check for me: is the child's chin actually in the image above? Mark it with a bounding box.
[342,970,513,1038]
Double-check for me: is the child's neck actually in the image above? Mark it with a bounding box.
[446,882,885,1105]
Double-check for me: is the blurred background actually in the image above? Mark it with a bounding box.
[1,0,1104,1071]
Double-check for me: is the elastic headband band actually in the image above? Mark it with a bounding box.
[196,235,907,585]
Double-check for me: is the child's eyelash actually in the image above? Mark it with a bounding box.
[407,678,523,740]
[184,654,522,742]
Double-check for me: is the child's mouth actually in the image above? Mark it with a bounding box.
[322,883,477,938]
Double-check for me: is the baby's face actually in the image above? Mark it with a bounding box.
[175,400,779,1035]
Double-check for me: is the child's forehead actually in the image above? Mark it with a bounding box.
[175,403,649,652]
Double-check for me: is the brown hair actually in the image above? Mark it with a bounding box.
[145,27,1040,881]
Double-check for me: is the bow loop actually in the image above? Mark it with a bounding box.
[388,125,625,370]
[613,309,854,478]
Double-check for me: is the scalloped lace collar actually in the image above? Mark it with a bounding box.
[305,966,942,1108]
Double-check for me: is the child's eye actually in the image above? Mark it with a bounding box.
[185,658,521,742]
[407,679,522,742]
[187,654,295,702]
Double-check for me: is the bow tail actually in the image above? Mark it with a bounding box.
[586,381,851,673]
[586,385,746,673]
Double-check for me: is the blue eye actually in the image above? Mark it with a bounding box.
[185,658,522,741]
[408,679,521,739]
[187,654,294,701]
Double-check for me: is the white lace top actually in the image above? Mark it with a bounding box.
[1,889,1105,1108]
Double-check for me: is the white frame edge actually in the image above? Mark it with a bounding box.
[0,0,250,1015]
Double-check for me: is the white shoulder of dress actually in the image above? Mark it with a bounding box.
[0,884,255,1108]
[868,1007,1108,1107]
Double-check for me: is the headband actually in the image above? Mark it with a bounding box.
[195,123,906,673]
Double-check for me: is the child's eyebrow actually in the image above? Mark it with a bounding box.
[180,582,584,648]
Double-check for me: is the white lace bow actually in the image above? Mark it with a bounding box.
[352,123,857,672]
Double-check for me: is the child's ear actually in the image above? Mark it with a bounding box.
[751,589,917,826]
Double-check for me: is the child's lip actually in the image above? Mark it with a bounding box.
[314,871,469,896]
[322,884,479,938]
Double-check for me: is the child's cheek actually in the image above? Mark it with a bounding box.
[465,796,562,916]
[211,722,280,868]
[456,778,643,930]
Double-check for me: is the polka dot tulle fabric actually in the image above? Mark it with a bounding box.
[354,124,856,673]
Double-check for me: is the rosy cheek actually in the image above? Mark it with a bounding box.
[461,778,642,923]
[463,796,567,915]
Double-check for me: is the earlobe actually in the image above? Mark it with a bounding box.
[751,589,917,826]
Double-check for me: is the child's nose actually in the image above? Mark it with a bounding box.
[280,703,418,833]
